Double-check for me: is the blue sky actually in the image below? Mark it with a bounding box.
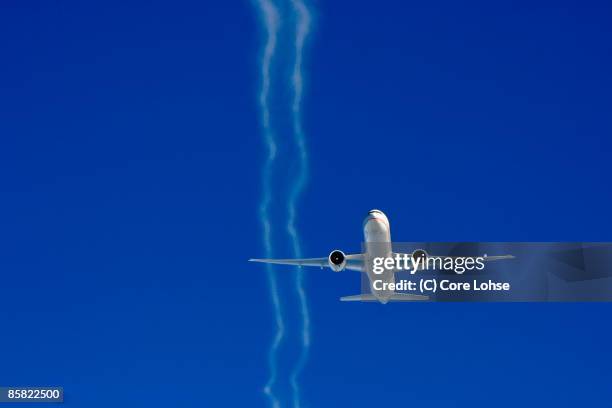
[0,0,611,406]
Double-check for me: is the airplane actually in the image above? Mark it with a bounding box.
[249,209,514,304]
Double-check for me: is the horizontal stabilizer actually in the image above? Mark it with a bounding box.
[390,292,429,301]
[340,294,379,302]
[340,292,429,302]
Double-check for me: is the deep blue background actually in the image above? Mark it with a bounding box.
[1,0,611,406]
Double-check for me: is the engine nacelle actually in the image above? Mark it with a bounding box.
[412,249,428,262]
[328,250,346,272]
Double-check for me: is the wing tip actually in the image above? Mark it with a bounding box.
[484,254,516,259]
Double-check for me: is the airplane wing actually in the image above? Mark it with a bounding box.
[478,255,515,261]
[392,253,515,272]
[430,254,515,262]
[393,253,515,262]
[249,253,365,272]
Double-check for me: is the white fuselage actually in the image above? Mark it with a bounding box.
[363,211,395,303]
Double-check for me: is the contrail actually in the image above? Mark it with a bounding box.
[286,1,313,407]
[253,0,313,406]
[253,1,284,408]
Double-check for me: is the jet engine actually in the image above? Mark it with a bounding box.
[328,250,346,272]
[412,249,428,262]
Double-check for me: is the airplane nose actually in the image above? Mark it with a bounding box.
[363,213,379,227]
[365,209,389,225]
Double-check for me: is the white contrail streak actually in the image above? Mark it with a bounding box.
[286,1,313,407]
[253,1,284,408]
[253,0,313,406]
